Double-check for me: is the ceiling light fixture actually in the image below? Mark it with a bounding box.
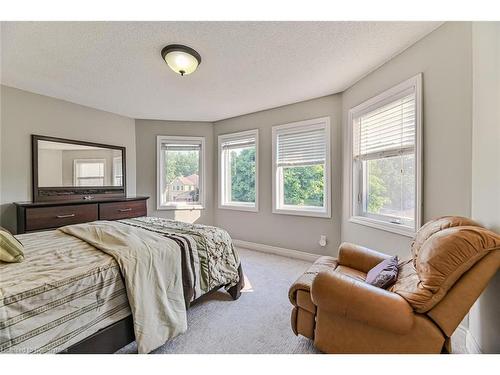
[161,44,201,76]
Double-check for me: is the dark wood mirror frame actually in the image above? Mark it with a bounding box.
[32,134,127,202]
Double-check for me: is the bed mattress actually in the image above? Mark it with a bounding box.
[0,230,131,354]
[0,217,241,354]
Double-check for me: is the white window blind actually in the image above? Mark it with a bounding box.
[76,161,104,177]
[74,159,105,186]
[277,127,326,167]
[221,136,255,150]
[353,88,416,160]
[162,143,201,151]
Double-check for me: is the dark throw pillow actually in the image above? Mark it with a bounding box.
[365,256,399,289]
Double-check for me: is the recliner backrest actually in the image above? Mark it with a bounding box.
[414,225,500,310]
[427,250,500,336]
[411,216,480,266]
[391,217,500,313]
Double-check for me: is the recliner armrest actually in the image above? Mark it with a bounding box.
[338,242,391,273]
[311,270,414,334]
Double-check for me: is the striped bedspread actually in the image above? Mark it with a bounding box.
[0,217,240,354]
[0,230,130,353]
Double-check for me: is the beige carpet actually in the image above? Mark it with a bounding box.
[116,247,467,354]
[117,248,319,354]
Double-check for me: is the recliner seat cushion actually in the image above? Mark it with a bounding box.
[335,265,366,281]
[392,226,500,312]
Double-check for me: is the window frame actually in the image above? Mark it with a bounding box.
[272,117,331,218]
[218,129,259,212]
[348,74,423,237]
[112,156,123,186]
[73,158,106,186]
[156,135,205,211]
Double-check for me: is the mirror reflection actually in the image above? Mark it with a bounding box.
[37,140,124,188]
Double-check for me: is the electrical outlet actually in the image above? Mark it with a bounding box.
[319,235,327,247]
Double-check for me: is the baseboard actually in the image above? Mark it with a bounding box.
[457,325,483,354]
[233,239,320,262]
[465,329,483,354]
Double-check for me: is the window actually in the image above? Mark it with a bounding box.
[272,117,331,218]
[349,74,422,236]
[157,136,205,210]
[218,129,259,211]
[73,159,105,186]
[113,156,123,186]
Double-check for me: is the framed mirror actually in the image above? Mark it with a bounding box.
[32,135,126,202]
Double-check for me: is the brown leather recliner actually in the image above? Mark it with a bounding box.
[289,217,500,353]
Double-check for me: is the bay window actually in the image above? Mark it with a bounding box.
[349,74,422,235]
[157,136,205,210]
[218,129,259,211]
[272,117,331,218]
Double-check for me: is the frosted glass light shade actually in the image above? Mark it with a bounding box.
[161,45,201,76]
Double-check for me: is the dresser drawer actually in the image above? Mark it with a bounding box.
[99,200,147,220]
[25,204,98,231]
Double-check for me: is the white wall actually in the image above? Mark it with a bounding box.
[60,149,119,186]
[213,95,342,256]
[468,21,500,354]
[341,22,473,256]
[38,149,63,186]
[470,22,500,234]
[134,119,215,225]
[0,85,137,233]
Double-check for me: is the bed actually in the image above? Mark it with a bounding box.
[0,217,243,354]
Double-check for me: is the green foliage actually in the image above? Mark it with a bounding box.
[283,165,324,207]
[230,148,256,202]
[367,161,390,213]
[366,154,415,217]
[165,150,199,184]
[227,146,325,207]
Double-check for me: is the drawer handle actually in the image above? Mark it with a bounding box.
[118,208,132,212]
[56,214,76,219]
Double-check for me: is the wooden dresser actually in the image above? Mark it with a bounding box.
[14,196,149,234]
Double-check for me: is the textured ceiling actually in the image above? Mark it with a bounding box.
[0,21,442,121]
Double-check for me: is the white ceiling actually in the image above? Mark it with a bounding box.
[0,21,442,122]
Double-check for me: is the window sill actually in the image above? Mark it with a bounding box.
[157,204,205,211]
[273,207,331,219]
[219,203,258,212]
[349,215,415,237]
